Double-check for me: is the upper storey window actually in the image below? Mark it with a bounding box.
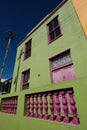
[47,16,62,43]
[24,39,32,60]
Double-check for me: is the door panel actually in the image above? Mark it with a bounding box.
[52,65,76,83]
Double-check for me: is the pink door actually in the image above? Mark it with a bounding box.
[63,65,76,81]
[52,65,76,83]
[52,69,64,83]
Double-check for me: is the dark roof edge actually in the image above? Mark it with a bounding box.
[18,0,68,47]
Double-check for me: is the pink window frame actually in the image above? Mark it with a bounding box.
[47,15,62,44]
[21,69,30,90]
[49,49,75,83]
[24,39,32,60]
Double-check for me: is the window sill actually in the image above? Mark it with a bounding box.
[48,33,62,44]
[22,82,29,90]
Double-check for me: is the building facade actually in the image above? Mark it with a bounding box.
[0,0,87,130]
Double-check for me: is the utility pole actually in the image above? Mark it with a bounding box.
[0,31,16,82]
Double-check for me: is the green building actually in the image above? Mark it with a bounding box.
[0,0,87,129]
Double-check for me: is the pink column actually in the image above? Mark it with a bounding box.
[9,98,11,114]
[67,90,80,125]
[10,98,12,114]
[39,94,43,118]
[49,93,55,120]
[44,93,49,120]
[30,95,34,117]
[10,99,12,114]
[14,97,17,114]
[12,98,14,114]
[54,92,62,122]
[5,98,9,113]
[5,99,7,113]
[6,98,9,113]
[26,95,31,116]
[2,100,4,112]
[12,97,14,114]
[60,91,69,123]
[35,94,39,118]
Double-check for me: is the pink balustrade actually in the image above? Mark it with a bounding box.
[25,88,80,125]
[39,94,43,118]
[1,96,18,114]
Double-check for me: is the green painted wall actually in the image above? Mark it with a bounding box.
[0,0,87,130]
[11,0,87,93]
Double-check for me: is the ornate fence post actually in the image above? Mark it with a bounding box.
[44,93,49,120]
[35,94,39,118]
[39,94,43,118]
[26,95,31,116]
[49,93,55,120]
[67,90,80,124]
[30,95,34,117]
[54,92,62,122]
[60,91,69,123]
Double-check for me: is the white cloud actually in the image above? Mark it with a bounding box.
[1,78,7,82]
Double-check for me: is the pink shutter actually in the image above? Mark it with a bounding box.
[52,69,64,83]
[63,65,76,81]
[52,65,76,83]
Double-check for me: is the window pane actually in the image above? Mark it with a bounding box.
[22,83,29,90]
[25,40,31,59]
[23,70,30,83]
[53,17,58,27]
[48,16,62,42]
[49,22,53,31]
[55,27,61,37]
[50,32,55,41]
[51,51,71,69]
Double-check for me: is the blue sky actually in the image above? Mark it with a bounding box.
[0,0,63,80]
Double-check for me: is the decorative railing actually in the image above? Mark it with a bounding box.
[25,88,80,125]
[1,96,18,114]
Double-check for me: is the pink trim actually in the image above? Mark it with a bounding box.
[21,69,30,90]
[22,82,29,87]
[18,0,68,47]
